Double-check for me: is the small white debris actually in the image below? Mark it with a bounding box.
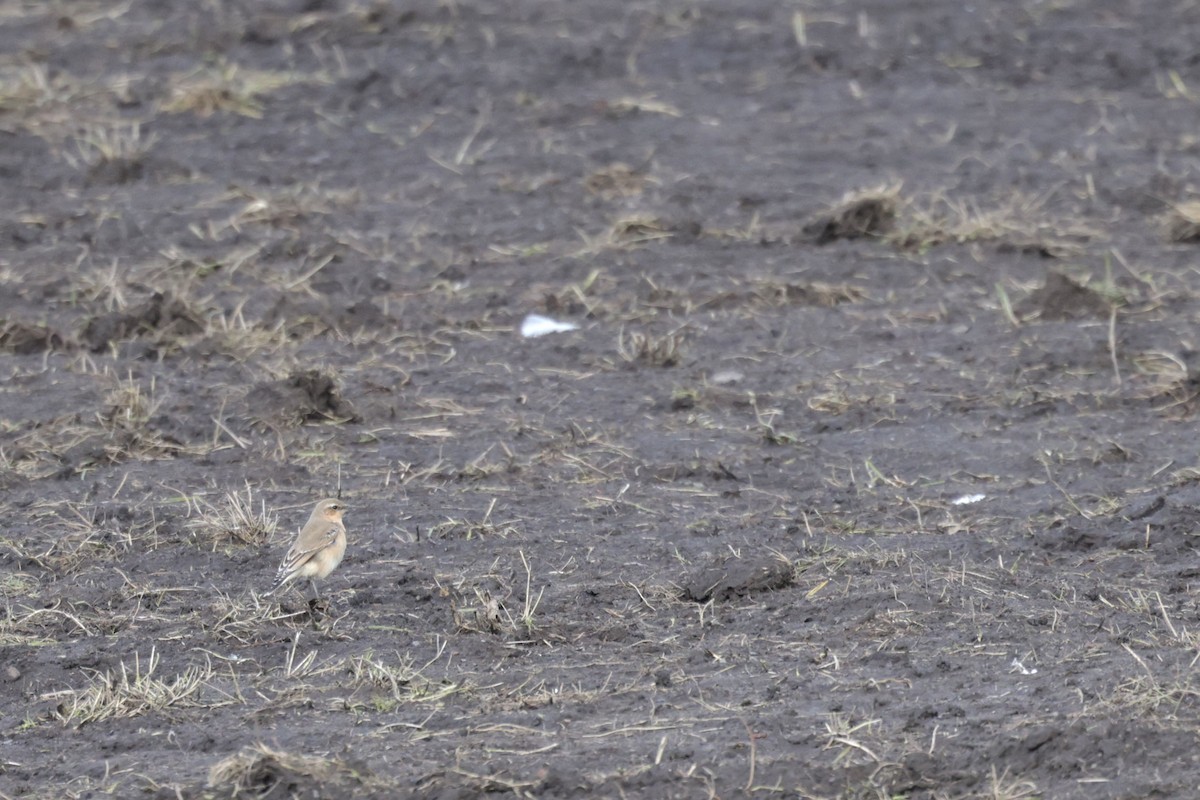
[710,369,744,386]
[951,493,986,506]
[520,314,579,338]
[1010,658,1037,676]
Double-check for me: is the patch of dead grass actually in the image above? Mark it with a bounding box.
[618,329,685,367]
[63,121,156,183]
[0,63,81,128]
[573,215,673,257]
[1105,671,1200,718]
[0,598,100,645]
[345,646,466,708]
[888,190,1099,255]
[161,64,324,118]
[603,95,681,117]
[803,185,1100,256]
[446,551,547,640]
[208,743,396,797]
[583,163,650,199]
[751,279,866,307]
[204,591,310,645]
[51,647,225,725]
[4,501,147,575]
[186,488,278,548]
[978,766,1041,800]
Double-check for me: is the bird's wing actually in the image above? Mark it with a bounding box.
[276,523,341,576]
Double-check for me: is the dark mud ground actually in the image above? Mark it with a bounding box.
[6,1,1200,798]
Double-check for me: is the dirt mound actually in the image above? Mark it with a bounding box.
[681,554,794,602]
[1022,271,1111,321]
[803,189,897,244]
[243,369,359,428]
[208,745,389,799]
[0,319,72,354]
[81,291,205,352]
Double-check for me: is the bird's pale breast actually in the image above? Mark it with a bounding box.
[309,528,347,579]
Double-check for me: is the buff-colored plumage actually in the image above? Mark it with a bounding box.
[265,498,347,598]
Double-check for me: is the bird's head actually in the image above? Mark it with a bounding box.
[316,498,346,522]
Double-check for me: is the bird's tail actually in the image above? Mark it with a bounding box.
[263,571,288,597]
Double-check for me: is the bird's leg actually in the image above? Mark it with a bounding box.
[306,579,330,625]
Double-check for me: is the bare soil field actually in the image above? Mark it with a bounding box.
[6,1,1200,797]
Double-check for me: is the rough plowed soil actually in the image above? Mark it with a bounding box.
[6,2,1200,798]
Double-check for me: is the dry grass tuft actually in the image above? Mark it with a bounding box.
[96,374,187,462]
[981,766,1041,800]
[448,552,546,639]
[1,371,196,478]
[218,184,360,234]
[1129,351,1200,416]
[604,95,681,117]
[608,215,671,245]
[207,743,381,797]
[583,163,649,199]
[752,280,866,307]
[102,373,159,428]
[346,647,465,707]
[803,186,1099,255]
[187,489,278,547]
[618,329,685,367]
[888,190,1098,254]
[804,185,899,244]
[451,583,509,635]
[65,121,156,184]
[52,648,217,725]
[15,502,140,575]
[0,63,90,137]
[1,597,99,645]
[205,591,309,645]
[0,63,69,113]
[162,64,313,118]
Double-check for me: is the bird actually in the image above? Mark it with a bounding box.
[265,498,348,600]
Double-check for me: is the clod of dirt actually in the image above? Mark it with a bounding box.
[244,369,359,428]
[81,291,205,352]
[208,744,379,799]
[803,189,897,244]
[1124,495,1165,521]
[86,157,143,186]
[340,299,388,332]
[0,320,72,354]
[1021,271,1111,321]
[264,295,390,338]
[583,162,646,199]
[681,554,794,602]
[360,2,418,33]
[1178,349,1200,391]
[83,155,193,187]
[1163,201,1200,242]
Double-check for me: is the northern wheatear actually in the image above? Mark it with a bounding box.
[265,498,347,600]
